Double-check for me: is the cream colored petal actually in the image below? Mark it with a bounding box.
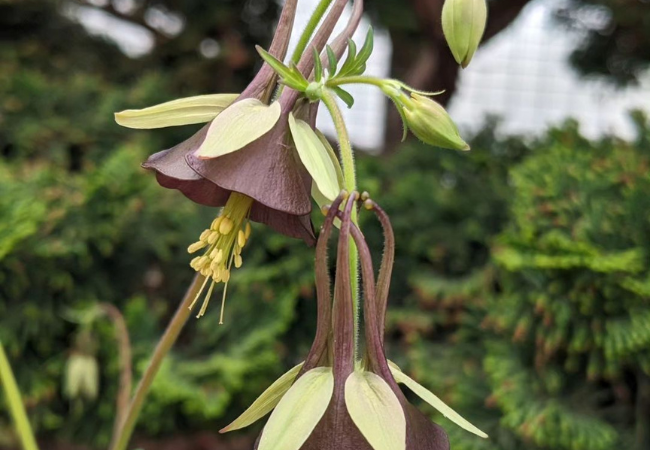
[220,362,304,433]
[195,99,282,159]
[289,114,341,201]
[258,367,334,450]
[390,366,488,438]
[345,370,406,450]
[114,94,238,129]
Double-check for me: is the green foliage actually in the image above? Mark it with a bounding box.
[2,1,650,449]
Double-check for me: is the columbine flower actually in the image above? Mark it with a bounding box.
[442,0,488,68]
[114,0,350,319]
[219,192,488,449]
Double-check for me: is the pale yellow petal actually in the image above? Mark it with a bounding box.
[345,370,406,450]
[195,99,281,159]
[114,94,238,129]
[258,367,334,450]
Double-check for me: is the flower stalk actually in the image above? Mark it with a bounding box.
[109,274,205,450]
[0,341,39,450]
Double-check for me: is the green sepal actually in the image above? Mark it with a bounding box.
[220,362,304,433]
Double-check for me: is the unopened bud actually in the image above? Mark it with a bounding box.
[442,0,487,68]
[403,94,469,151]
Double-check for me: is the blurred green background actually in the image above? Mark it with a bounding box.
[1,0,650,449]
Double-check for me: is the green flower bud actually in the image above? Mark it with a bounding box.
[403,94,470,151]
[442,0,488,68]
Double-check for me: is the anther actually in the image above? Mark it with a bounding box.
[219,217,234,235]
[188,241,207,253]
[200,229,211,242]
[364,199,374,210]
[361,191,370,201]
[244,222,252,239]
[238,230,246,248]
[211,217,223,231]
[234,254,243,268]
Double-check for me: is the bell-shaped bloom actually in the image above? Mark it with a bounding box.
[442,0,488,68]
[114,0,349,318]
[220,192,487,449]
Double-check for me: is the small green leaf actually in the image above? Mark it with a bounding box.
[195,99,281,159]
[345,370,406,450]
[326,45,338,76]
[352,27,374,75]
[313,48,323,83]
[114,94,238,129]
[338,38,358,77]
[289,114,341,201]
[390,367,488,438]
[221,363,304,433]
[258,367,334,450]
[256,46,308,91]
[331,86,355,109]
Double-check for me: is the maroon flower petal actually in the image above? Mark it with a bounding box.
[142,125,316,244]
[186,118,313,217]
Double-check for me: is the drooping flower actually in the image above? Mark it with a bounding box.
[219,192,488,449]
[114,0,352,318]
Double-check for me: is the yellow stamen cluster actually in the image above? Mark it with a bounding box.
[187,192,254,321]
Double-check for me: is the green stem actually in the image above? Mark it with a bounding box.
[328,76,417,109]
[321,89,360,360]
[289,0,334,65]
[0,341,39,450]
[328,75,386,89]
[109,274,205,450]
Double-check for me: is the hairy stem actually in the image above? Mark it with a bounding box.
[109,274,205,450]
[321,89,360,360]
[290,0,334,65]
[0,341,39,450]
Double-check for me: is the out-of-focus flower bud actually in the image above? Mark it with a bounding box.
[403,94,470,151]
[64,353,99,401]
[441,0,488,68]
